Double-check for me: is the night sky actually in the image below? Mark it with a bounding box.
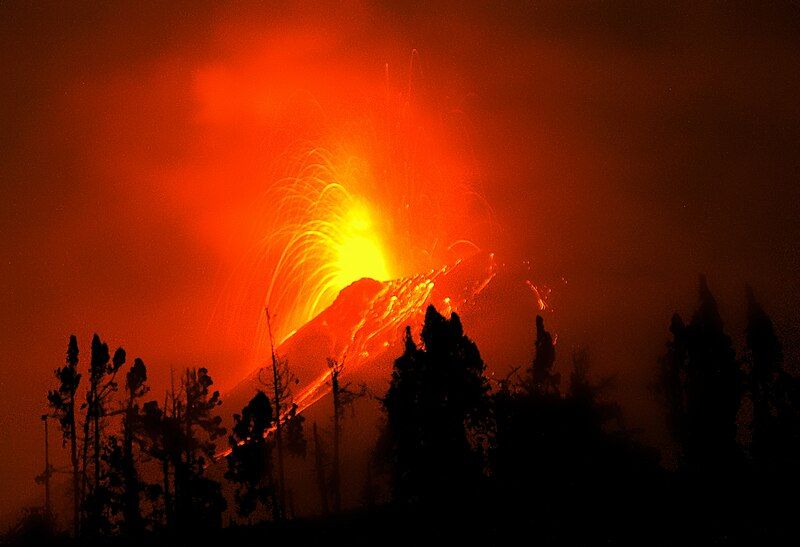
[2,1,799,521]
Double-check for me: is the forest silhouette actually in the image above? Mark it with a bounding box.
[6,276,800,546]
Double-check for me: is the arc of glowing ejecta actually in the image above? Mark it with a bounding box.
[263,148,392,344]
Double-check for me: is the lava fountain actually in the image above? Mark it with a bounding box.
[262,147,394,348]
[224,55,498,418]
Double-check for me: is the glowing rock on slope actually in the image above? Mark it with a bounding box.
[223,251,497,419]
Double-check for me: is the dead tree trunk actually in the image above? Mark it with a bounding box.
[313,422,329,515]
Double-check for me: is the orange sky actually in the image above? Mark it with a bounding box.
[2,1,800,522]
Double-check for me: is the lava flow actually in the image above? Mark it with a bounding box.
[224,251,497,420]
[221,55,497,421]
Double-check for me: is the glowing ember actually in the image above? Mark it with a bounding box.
[525,280,551,311]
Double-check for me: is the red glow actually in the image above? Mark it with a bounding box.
[187,42,497,368]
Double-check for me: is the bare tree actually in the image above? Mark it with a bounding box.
[260,308,299,520]
[327,357,366,512]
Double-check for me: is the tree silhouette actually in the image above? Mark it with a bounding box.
[660,276,741,475]
[80,357,151,537]
[528,315,559,395]
[687,276,741,473]
[85,435,125,536]
[261,308,300,520]
[226,391,274,519]
[139,368,227,534]
[138,399,180,531]
[383,306,491,505]
[81,335,125,536]
[746,286,800,478]
[173,367,226,531]
[327,357,366,512]
[30,284,800,546]
[284,403,307,458]
[657,313,690,465]
[47,335,81,536]
[119,357,148,536]
[492,315,659,542]
[311,422,330,516]
[492,314,564,497]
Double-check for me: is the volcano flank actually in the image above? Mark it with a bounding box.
[222,252,499,422]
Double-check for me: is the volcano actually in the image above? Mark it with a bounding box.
[222,252,498,420]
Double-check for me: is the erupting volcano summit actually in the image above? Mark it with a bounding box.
[224,251,497,419]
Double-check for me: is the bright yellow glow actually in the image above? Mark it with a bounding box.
[335,202,390,287]
[262,149,397,345]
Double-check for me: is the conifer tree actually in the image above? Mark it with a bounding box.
[173,367,226,530]
[746,286,800,476]
[658,277,741,473]
[47,335,82,536]
[82,335,125,535]
[383,306,491,503]
[120,358,148,535]
[138,400,179,531]
[657,314,689,462]
[685,277,741,472]
[225,391,274,518]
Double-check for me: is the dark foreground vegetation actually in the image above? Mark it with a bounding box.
[4,276,799,545]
